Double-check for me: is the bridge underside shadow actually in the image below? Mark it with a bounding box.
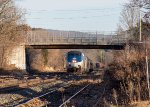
[25,44,125,50]
[25,44,125,73]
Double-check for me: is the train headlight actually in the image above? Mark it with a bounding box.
[72,60,77,63]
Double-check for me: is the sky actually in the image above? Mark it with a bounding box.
[15,0,128,32]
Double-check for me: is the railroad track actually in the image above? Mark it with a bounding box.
[92,81,108,107]
[0,71,102,90]
[59,84,90,107]
[0,72,103,107]
[0,78,56,93]
[0,78,58,107]
[0,72,71,91]
[0,73,73,106]
[58,80,108,107]
[15,81,75,107]
[16,78,102,107]
[57,81,104,107]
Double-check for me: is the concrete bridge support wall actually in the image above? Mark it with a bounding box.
[5,45,26,71]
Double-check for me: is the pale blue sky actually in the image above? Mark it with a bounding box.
[15,0,128,32]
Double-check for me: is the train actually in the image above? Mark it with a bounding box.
[64,51,93,73]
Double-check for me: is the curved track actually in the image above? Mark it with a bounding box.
[0,72,103,107]
[59,84,90,107]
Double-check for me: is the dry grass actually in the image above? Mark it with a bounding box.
[129,101,150,107]
[18,98,47,107]
[68,79,101,86]
[101,35,150,106]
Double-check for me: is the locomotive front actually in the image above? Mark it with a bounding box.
[66,51,84,72]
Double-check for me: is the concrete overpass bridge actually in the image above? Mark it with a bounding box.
[4,30,127,72]
[26,30,126,49]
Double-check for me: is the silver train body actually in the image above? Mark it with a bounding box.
[65,51,93,73]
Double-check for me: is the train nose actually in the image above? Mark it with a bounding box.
[71,63,80,68]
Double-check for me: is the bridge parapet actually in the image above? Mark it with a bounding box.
[26,30,127,45]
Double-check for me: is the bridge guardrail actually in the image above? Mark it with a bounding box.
[26,31,127,45]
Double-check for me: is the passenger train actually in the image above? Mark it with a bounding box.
[65,51,93,73]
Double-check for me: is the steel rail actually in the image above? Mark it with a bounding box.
[59,84,90,107]
[15,82,73,107]
[1,79,56,107]
[15,90,56,107]
[92,81,108,107]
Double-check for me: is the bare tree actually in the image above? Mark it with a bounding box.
[0,0,24,44]
[119,0,150,40]
[120,6,139,30]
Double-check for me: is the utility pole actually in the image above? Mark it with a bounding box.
[140,6,150,100]
[138,3,150,99]
[139,8,142,41]
[146,48,150,99]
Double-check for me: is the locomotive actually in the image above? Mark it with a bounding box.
[65,51,93,73]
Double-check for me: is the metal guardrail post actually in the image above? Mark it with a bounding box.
[96,32,98,45]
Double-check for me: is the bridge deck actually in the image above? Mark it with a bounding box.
[26,44,125,50]
[26,31,126,50]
